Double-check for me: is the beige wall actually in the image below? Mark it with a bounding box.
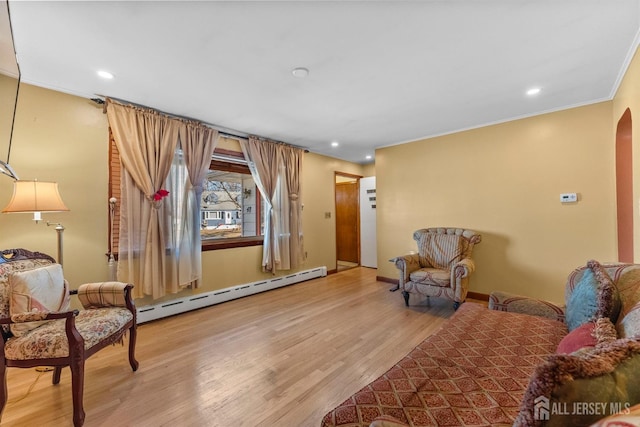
[0,83,368,306]
[376,101,617,304]
[0,84,110,291]
[613,47,640,261]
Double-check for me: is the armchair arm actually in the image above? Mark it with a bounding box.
[488,290,565,322]
[77,282,134,310]
[0,309,79,325]
[391,254,421,287]
[452,257,475,279]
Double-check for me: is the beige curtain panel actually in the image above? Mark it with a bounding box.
[107,100,218,299]
[244,136,305,273]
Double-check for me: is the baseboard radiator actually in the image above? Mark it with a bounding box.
[137,266,327,324]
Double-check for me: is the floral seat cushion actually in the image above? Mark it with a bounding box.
[4,307,133,360]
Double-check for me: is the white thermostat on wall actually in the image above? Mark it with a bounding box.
[560,193,578,203]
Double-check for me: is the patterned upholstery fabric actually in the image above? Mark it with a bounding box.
[78,282,129,308]
[0,258,55,334]
[320,303,566,427]
[488,291,566,322]
[393,228,481,305]
[409,268,450,287]
[417,233,463,270]
[4,307,133,360]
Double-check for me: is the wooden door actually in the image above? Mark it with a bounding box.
[336,181,359,263]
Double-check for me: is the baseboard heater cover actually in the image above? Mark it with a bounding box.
[136,266,327,324]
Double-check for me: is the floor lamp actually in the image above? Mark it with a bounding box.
[1,180,69,265]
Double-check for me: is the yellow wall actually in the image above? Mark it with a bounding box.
[0,83,368,305]
[613,47,640,261]
[376,101,616,304]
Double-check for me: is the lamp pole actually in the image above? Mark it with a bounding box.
[47,222,65,266]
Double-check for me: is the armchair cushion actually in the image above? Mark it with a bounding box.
[4,307,133,360]
[409,268,450,287]
[417,233,463,270]
[8,264,70,337]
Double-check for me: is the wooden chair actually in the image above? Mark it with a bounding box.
[0,248,138,426]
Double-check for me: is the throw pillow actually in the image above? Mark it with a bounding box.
[556,322,597,354]
[515,338,640,427]
[9,264,70,337]
[556,317,618,355]
[565,260,621,332]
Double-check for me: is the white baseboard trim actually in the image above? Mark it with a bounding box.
[137,266,327,324]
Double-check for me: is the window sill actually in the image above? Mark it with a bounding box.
[202,236,264,251]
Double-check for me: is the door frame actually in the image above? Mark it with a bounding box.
[335,172,362,270]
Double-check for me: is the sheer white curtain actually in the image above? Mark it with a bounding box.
[240,136,304,273]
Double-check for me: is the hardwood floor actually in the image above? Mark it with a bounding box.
[2,267,463,427]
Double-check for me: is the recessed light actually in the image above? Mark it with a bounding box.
[331,141,339,147]
[292,67,309,78]
[97,70,114,79]
[365,155,372,160]
[526,87,541,96]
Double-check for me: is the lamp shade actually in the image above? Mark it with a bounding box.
[2,180,69,213]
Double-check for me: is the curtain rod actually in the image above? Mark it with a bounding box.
[92,95,309,152]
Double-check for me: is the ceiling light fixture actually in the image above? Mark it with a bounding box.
[365,155,372,160]
[97,70,114,79]
[291,67,309,78]
[331,141,339,147]
[526,87,541,96]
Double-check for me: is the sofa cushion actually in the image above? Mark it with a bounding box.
[417,233,463,270]
[565,260,621,332]
[515,338,640,427]
[610,265,640,338]
[8,264,70,337]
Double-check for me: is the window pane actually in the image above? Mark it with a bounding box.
[201,169,260,240]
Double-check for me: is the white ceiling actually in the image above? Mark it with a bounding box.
[8,0,640,164]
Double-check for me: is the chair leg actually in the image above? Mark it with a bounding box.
[128,325,139,371]
[402,291,410,306]
[52,366,63,384]
[69,357,85,427]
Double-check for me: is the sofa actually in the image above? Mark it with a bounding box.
[321,261,640,427]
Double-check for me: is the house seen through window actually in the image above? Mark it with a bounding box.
[201,157,264,243]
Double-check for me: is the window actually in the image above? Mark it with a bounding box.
[200,151,265,250]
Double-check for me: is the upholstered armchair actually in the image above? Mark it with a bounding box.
[392,228,481,309]
[0,248,138,427]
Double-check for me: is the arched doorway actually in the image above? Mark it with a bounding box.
[616,108,633,262]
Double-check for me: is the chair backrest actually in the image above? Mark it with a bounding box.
[0,249,56,337]
[413,227,481,269]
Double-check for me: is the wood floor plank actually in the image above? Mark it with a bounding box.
[1,267,468,427]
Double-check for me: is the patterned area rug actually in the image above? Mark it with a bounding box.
[321,303,567,427]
